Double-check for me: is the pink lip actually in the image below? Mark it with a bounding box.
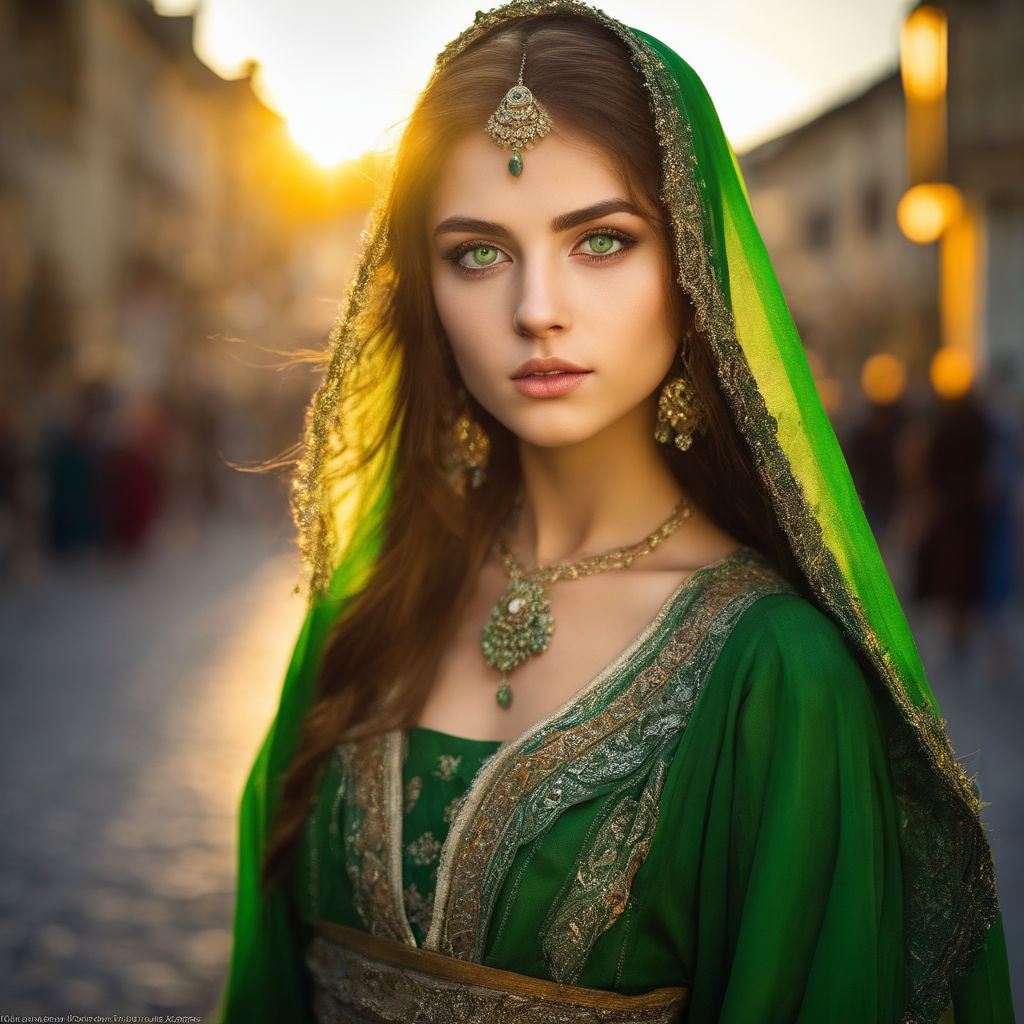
[512,357,589,378]
[511,357,592,398]
[514,373,590,398]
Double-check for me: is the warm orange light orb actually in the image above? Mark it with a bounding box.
[861,353,907,405]
[929,347,972,400]
[898,183,964,243]
[901,6,948,102]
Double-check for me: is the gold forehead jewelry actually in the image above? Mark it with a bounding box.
[485,43,552,177]
[480,498,693,708]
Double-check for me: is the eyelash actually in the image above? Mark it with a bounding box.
[443,228,637,277]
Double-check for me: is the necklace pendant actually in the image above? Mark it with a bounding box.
[496,679,513,709]
[480,579,554,678]
[481,496,692,708]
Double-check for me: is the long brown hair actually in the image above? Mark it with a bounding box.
[261,14,801,895]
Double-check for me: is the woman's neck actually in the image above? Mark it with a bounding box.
[513,407,684,566]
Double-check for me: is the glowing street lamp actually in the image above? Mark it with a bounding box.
[899,5,978,391]
[901,6,948,103]
[861,353,908,405]
[899,4,949,209]
[929,347,972,400]
[897,182,964,243]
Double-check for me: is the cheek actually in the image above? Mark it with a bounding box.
[432,272,500,386]
[604,264,679,376]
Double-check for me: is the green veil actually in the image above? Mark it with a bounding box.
[217,3,1008,1022]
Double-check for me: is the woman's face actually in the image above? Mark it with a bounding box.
[429,128,679,450]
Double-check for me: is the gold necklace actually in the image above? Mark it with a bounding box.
[480,498,693,708]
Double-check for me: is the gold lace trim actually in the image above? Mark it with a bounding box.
[306,920,688,1023]
[541,761,668,983]
[337,733,414,943]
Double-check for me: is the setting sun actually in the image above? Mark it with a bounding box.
[151,0,916,162]
[286,118,352,168]
[249,60,412,168]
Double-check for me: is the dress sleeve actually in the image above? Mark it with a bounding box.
[681,594,905,1023]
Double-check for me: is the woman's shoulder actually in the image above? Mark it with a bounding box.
[726,587,847,650]
[710,587,871,711]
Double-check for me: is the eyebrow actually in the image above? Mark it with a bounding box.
[432,199,645,239]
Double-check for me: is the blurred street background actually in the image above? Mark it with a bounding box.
[1,0,1022,1018]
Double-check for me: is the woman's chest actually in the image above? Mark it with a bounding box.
[296,553,789,986]
[419,565,698,740]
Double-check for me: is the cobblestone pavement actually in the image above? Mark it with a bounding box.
[0,521,305,1019]
[0,527,1019,1017]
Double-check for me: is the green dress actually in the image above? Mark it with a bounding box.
[278,553,1011,1023]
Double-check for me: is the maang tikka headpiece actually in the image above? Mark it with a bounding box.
[485,40,552,176]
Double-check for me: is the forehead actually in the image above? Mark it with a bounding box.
[429,128,631,228]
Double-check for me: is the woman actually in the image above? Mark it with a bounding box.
[218,3,1013,1022]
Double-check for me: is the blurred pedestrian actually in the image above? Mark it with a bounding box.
[981,369,1023,676]
[914,390,995,664]
[102,397,169,555]
[45,384,105,557]
[848,396,909,540]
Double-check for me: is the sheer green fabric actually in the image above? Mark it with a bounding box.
[216,3,1012,1022]
[211,492,387,1024]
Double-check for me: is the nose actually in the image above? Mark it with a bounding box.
[512,259,571,340]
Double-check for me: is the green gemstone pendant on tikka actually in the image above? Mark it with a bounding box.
[484,46,552,180]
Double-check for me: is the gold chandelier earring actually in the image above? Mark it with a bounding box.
[654,357,706,453]
[442,394,490,491]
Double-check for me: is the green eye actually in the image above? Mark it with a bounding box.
[585,234,620,255]
[466,245,498,266]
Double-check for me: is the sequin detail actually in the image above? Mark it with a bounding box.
[338,734,414,943]
[407,831,443,868]
[335,552,785,967]
[404,776,423,814]
[403,883,436,937]
[433,754,464,782]
[443,795,462,826]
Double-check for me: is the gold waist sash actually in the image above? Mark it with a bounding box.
[307,921,689,1024]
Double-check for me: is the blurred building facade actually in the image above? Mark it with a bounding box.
[740,0,1024,420]
[0,0,373,575]
[945,0,1024,387]
[739,73,937,423]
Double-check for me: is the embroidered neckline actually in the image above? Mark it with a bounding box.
[331,549,791,968]
[430,545,749,756]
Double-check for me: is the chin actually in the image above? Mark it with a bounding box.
[502,418,608,450]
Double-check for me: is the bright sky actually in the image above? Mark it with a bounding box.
[154,0,914,165]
